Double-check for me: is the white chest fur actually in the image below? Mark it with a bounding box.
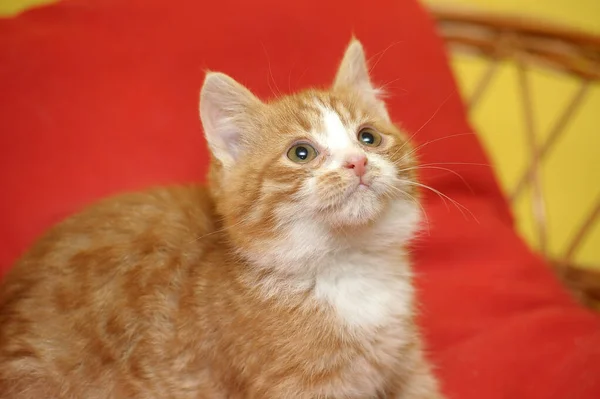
[304,251,416,398]
[313,251,414,332]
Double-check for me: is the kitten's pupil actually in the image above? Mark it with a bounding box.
[295,146,309,160]
[286,143,317,163]
[361,132,375,145]
[358,128,382,147]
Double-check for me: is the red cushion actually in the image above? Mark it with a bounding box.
[1,0,599,398]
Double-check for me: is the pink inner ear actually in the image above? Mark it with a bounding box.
[333,42,391,122]
[200,73,264,166]
[201,96,242,166]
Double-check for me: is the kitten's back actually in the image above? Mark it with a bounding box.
[0,185,219,398]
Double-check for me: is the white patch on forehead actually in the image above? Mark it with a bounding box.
[320,107,353,151]
[314,106,363,171]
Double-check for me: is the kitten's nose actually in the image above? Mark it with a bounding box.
[344,154,368,177]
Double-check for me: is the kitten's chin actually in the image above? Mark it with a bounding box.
[324,188,387,228]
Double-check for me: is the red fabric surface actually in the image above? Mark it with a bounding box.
[1,0,599,398]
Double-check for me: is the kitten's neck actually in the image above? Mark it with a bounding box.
[233,200,419,274]
[234,242,415,333]
[237,241,409,299]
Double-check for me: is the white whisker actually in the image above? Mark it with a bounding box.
[397,165,474,193]
[398,180,479,223]
[378,181,430,235]
[411,161,490,167]
[260,42,282,97]
[414,91,455,135]
[394,132,476,162]
[368,40,404,73]
[390,95,458,161]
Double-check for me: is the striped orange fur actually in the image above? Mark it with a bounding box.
[0,39,444,399]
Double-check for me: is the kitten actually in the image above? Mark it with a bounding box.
[0,39,444,399]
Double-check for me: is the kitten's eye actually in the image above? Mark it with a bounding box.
[358,128,382,147]
[287,143,318,164]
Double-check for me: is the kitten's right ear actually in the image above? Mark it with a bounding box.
[333,39,390,121]
[200,72,262,169]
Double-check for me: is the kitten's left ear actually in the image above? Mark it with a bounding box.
[333,39,390,120]
[200,72,263,169]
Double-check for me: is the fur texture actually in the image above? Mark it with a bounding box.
[0,39,444,398]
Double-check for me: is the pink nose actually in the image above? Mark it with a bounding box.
[344,154,368,177]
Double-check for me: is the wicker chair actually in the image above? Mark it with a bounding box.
[429,6,600,309]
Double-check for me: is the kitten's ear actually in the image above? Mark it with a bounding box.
[333,39,389,120]
[200,72,263,168]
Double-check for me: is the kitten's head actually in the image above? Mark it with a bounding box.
[200,39,420,271]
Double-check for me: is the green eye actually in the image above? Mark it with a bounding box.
[287,143,318,163]
[358,128,382,147]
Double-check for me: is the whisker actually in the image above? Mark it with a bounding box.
[398,165,473,193]
[412,161,490,167]
[399,180,479,223]
[287,59,297,93]
[382,180,448,211]
[368,40,404,73]
[414,91,456,135]
[397,162,491,190]
[400,132,476,160]
[260,42,282,97]
[394,132,476,162]
[296,66,310,87]
[390,129,422,161]
[403,191,430,236]
[380,182,431,235]
[380,182,429,232]
[391,92,457,160]
[377,77,407,96]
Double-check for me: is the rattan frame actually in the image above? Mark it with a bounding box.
[428,6,600,308]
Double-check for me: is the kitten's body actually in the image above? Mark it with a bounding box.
[0,40,444,398]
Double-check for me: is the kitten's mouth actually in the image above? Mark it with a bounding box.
[343,178,377,202]
[352,176,373,192]
[322,177,387,227]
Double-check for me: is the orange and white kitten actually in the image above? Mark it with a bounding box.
[0,39,444,398]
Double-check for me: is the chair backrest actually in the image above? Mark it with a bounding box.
[429,6,600,308]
